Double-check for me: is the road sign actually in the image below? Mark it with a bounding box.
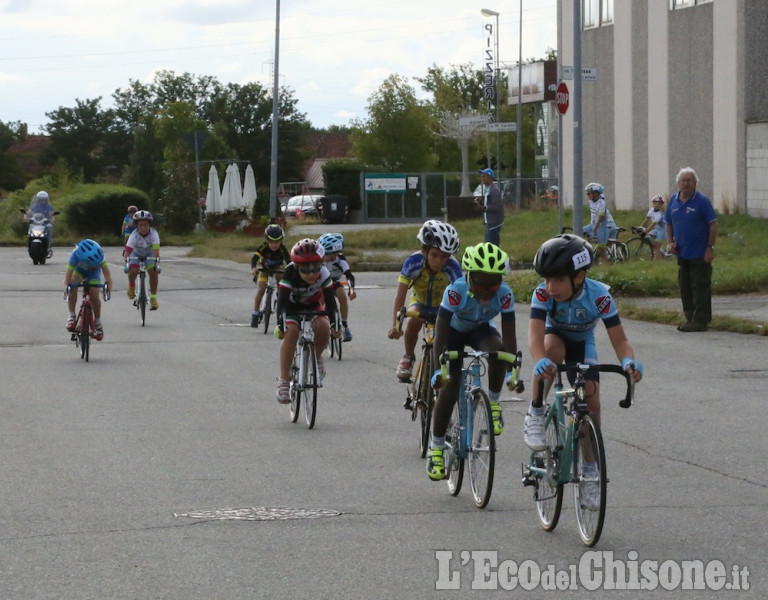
[561,66,598,81]
[556,82,569,115]
[486,122,517,132]
[459,116,488,127]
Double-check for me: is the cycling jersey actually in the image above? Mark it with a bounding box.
[126,228,160,256]
[644,207,666,240]
[277,263,335,313]
[325,253,356,288]
[438,276,515,333]
[530,278,621,342]
[398,252,462,308]
[68,251,107,282]
[251,242,290,272]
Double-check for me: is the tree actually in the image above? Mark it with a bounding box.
[350,75,436,172]
[0,121,27,190]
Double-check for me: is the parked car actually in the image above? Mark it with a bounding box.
[282,194,322,218]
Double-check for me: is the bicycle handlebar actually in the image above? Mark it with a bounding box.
[438,349,521,384]
[65,282,110,301]
[534,362,635,409]
[395,306,437,333]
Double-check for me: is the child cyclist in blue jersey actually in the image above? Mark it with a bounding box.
[63,239,113,340]
[251,224,291,327]
[318,233,357,342]
[523,235,643,503]
[427,243,517,480]
[387,220,462,383]
[275,239,339,404]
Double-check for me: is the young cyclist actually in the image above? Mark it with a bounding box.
[318,232,357,342]
[582,182,617,263]
[387,220,462,383]
[64,239,113,341]
[636,195,667,259]
[427,242,517,480]
[124,210,161,310]
[121,205,138,242]
[523,235,643,499]
[251,224,291,327]
[275,239,338,404]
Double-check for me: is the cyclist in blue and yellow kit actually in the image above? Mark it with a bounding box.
[387,220,462,383]
[251,224,291,327]
[63,239,113,341]
[427,243,517,480]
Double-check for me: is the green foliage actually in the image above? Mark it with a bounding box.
[65,184,151,236]
[159,162,198,234]
[322,159,371,211]
[0,120,27,190]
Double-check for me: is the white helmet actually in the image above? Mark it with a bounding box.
[36,191,49,202]
[417,220,460,254]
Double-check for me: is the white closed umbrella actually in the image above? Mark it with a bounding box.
[205,165,222,214]
[242,164,258,215]
[221,163,244,211]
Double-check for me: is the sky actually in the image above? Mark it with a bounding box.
[0,0,557,134]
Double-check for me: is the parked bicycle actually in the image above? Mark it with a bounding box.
[396,307,437,458]
[65,281,110,362]
[286,310,326,429]
[437,349,523,508]
[521,362,634,546]
[626,226,671,261]
[255,270,280,334]
[562,226,629,263]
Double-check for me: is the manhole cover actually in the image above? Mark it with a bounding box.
[174,507,342,521]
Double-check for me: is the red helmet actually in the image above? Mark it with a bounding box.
[290,238,324,263]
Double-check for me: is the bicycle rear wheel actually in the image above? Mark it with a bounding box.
[627,237,653,261]
[80,306,91,362]
[138,270,147,326]
[262,286,273,334]
[467,389,495,508]
[573,414,607,547]
[533,411,563,531]
[417,350,433,458]
[302,342,318,429]
[445,401,463,496]
[289,353,301,423]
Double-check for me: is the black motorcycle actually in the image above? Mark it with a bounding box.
[19,209,59,265]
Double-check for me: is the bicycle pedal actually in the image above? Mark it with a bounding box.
[70,333,77,341]
[403,399,413,410]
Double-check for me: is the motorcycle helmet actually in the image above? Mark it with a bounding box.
[461,243,508,274]
[318,233,344,254]
[74,239,104,268]
[417,220,460,254]
[265,224,285,241]
[36,191,49,202]
[127,205,138,213]
[533,234,593,278]
[132,210,153,223]
[290,238,324,263]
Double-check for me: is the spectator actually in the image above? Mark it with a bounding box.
[664,167,718,332]
[472,168,504,245]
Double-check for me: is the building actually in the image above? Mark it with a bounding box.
[558,0,768,218]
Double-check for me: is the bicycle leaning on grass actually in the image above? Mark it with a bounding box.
[65,281,110,362]
[396,307,437,458]
[437,349,523,508]
[521,362,634,546]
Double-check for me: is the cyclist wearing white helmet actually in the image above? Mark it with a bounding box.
[388,220,462,383]
[124,210,161,310]
[582,182,617,262]
[251,224,291,327]
[636,195,667,260]
[318,233,357,342]
[63,239,113,340]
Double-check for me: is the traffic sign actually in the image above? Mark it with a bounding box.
[556,82,569,115]
[459,115,488,127]
[486,122,517,132]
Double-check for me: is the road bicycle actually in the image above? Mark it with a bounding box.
[562,226,629,263]
[287,310,326,429]
[626,227,671,261]
[65,281,110,362]
[256,270,281,334]
[521,363,634,546]
[437,349,522,508]
[396,307,438,458]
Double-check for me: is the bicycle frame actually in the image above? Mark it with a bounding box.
[295,314,319,390]
[66,281,109,361]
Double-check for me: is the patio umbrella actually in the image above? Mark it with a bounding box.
[220,163,244,211]
[242,164,258,215]
[205,164,222,214]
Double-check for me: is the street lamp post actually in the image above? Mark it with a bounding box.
[515,0,523,211]
[268,0,281,222]
[481,9,500,175]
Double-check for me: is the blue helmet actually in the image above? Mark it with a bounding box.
[318,232,344,253]
[74,239,104,268]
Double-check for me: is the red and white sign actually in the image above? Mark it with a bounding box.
[556,82,569,115]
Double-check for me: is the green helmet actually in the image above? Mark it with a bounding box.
[461,243,508,274]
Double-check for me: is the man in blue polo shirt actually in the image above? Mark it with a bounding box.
[664,167,718,332]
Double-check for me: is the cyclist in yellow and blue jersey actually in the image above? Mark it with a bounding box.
[427,243,517,480]
[387,220,462,382]
[251,224,291,327]
[63,239,113,341]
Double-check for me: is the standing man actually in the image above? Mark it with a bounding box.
[472,168,504,245]
[664,167,718,332]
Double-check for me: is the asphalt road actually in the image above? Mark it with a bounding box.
[1,246,765,599]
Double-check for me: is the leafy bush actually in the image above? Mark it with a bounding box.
[65,185,150,236]
[322,158,371,211]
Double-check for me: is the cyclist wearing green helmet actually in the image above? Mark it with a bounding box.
[250,224,291,327]
[426,242,518,481]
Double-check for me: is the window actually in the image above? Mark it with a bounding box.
[601,0,614,24]
[583,0,613,28]
[670,0,711,8]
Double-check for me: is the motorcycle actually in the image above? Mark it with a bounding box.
[19,209,59,265]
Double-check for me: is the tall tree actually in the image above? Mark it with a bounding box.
[0,121,27,190]
[350,74,436,171]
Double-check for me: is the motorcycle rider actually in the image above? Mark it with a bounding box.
[26,191,55,257]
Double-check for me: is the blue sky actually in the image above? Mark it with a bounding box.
[0,0,557,133]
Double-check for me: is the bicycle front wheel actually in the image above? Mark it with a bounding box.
[417,350,433,458]
[80,307,91,362]
[262,287,273,334]
[467,389,495,508]
[533,412,563,531]
[289,353,301,423]
[139,271,147,326]
[627,237,653,261]
[573,414,607,547]
[445,401,463,496]
[302,343,318,429]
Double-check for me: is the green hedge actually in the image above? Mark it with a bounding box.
[64,185,151,236]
